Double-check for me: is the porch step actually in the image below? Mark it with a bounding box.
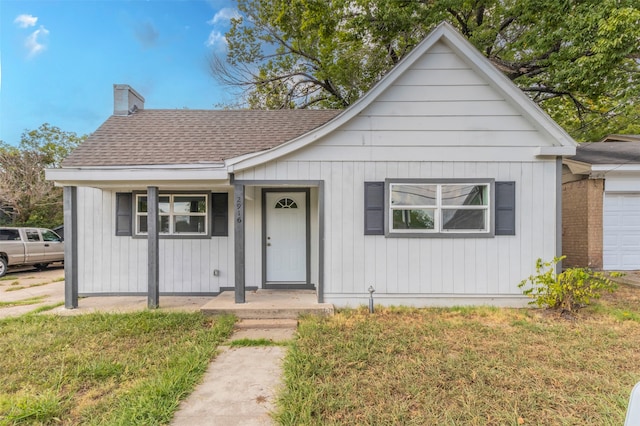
[201,305,334,319]
[200,290,335,319]
[235,319,298,329]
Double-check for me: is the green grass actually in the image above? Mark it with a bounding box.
[0,311,235,425]
[5,282,46,292]
[4,278,64,291]
[0,275,19,281]
[275,285,640,425]
[27,301,65,314]
[0,296,45,308]
[229,338,290,347]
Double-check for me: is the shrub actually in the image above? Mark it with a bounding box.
[518,256,619,313]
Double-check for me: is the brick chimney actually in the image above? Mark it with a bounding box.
[113,84,145,116]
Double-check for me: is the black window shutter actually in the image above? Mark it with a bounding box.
[115,193,133,236]
[211,192,229,236]
[495,181,516,235]
[364,182,385,235]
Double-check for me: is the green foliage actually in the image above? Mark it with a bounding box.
[215,0,640,141]
[0,123,86,227]
[518,256,619,312]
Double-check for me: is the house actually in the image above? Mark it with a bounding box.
[563,136,640,270]
[46,22,576,309]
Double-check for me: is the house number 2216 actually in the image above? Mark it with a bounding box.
[235,196,243,223]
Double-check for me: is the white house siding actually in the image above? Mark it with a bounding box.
[234,40,560,306]
[235,159,557,307]
[76,187,234,294]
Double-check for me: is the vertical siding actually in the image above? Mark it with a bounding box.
[237,158,557,305]
[231,39,561,306]
[76,188,234,294]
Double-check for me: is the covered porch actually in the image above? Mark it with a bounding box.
[58,178,327,312]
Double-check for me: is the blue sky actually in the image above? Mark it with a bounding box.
[1,0,238,145]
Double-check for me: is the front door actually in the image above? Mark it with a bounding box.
[264,190,309,287]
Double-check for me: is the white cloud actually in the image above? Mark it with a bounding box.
[207,8,239,25]
[14,14,38,28]
[205,30,226,49]
[25,26,49,58]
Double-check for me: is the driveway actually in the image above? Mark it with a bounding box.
[0,265,65,318]
[0,265,214,319]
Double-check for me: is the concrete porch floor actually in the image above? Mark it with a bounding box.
[201,290,335,319]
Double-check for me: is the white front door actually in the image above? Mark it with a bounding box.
[265,191,307,283]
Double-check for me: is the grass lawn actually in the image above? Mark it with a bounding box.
[0,311,235,425]
[276,284,640,425]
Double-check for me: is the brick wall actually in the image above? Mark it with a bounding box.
[562,178,604,268]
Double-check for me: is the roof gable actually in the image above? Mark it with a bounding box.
[229,21,576,171]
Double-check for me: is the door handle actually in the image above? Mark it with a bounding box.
[44,244,50,247]
[267,243,271,246]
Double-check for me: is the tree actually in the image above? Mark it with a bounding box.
[211,0,640,141]
[0,124,85,228]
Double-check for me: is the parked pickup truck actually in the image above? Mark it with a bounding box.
[0,227,64,277]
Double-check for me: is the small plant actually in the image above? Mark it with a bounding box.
[518,256,620,313]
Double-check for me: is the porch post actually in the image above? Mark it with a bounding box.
[234,184,245,303]
[318,181,325,304]
[63,186,78,309]
[147,186,159,309]
[556,157,563,273]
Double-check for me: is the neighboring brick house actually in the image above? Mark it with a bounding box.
[563,136,640,270]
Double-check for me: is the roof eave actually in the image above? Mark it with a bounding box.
[46,164,230,189]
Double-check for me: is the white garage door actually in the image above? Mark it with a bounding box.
[603,193,640,270]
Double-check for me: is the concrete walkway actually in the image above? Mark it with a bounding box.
[171,320,297,426]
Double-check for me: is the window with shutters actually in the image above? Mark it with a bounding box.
[117,192,228,238]
[135,194,208,236]
[386,179,495,237]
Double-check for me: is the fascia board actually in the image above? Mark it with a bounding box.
[46,167,230,185]
[591,164,640,172]
[562,158,592,175]
[536,146,577,156]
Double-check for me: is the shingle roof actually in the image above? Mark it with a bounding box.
[570,141,640,165]
[62,109,341,167]
[600,134,640,143]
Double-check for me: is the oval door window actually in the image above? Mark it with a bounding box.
[274,198,298,209]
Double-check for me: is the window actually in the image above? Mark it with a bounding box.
[41,229,62,242]
[388,180,491,235]
[0,229,20,241]
[275,198,298,209]
[25,229,41,242]
[135,194,208,235]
